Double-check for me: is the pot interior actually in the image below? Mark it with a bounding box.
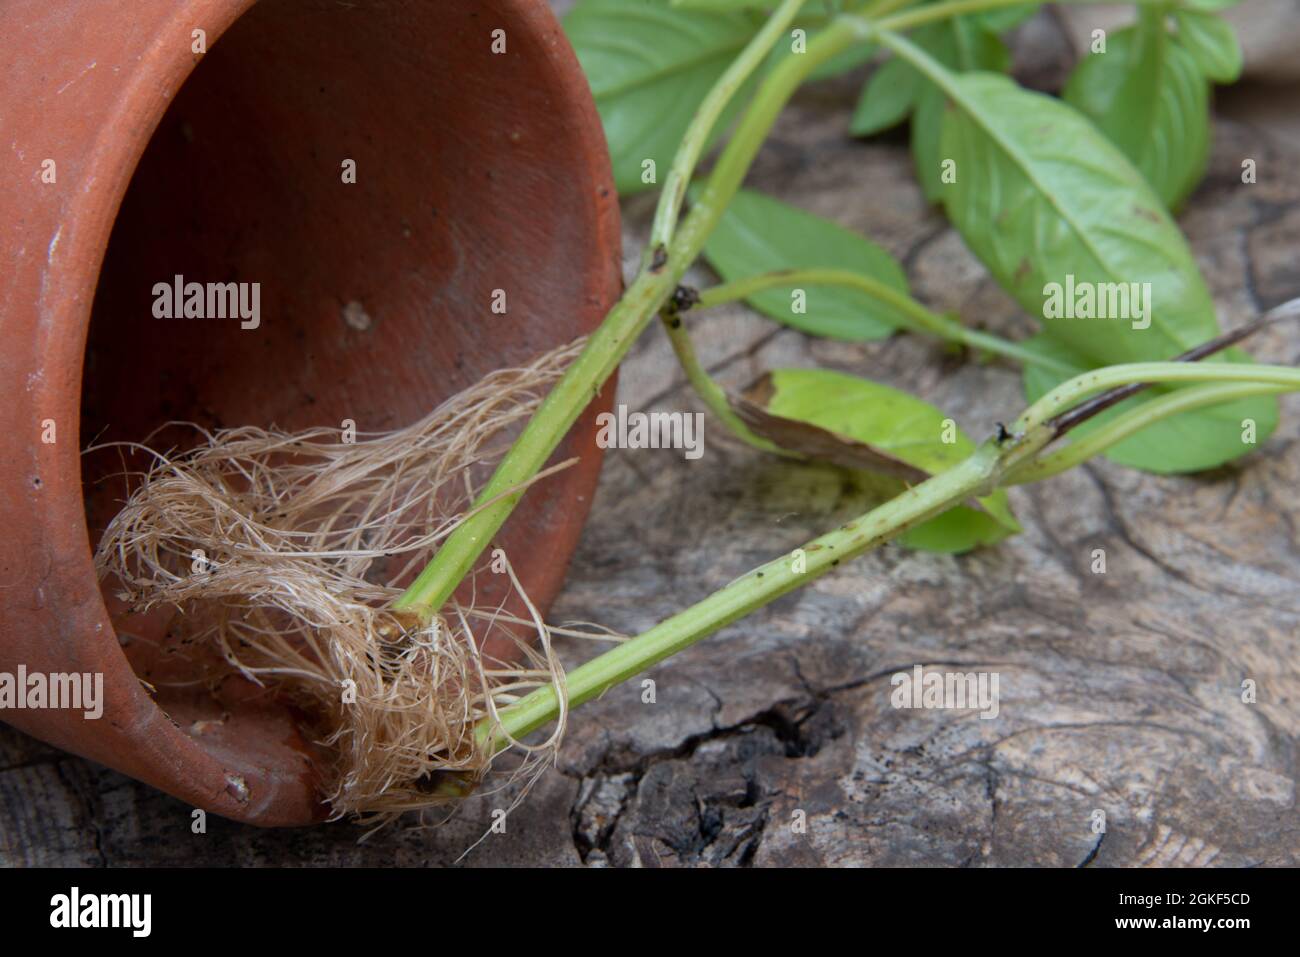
[79,0,612,796]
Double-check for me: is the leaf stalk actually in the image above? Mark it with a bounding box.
[393,13,869,617]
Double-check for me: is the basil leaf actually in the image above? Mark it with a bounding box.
[936,70,1217,365]
[908,21,1011,201]
[1173,9,1243,83]
[850,56,921,136]
[849,17,1009,197]
[759,368,1019,553]
[669,0,770,8]
[700,187,911,339]
[1019,336,1278,473]
[564,0,760,195]
[1063,24,1210,210]
[672,0,845,8]
[767,28,877,83]
[975,4,1041,33]
[803,37,879,81]
[912,84,949,201]
[927,67,1275,471]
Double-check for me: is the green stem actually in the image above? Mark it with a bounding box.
[393,264,677,616]
[872,0,1162,33]
[695,269,1078,373]
[660,305,788,455]
[479,434,1013,751]
[1003,382,1289,485]
[692,17,871,232]
[475,360,1300,748]
[1012,361,1300,434]
[393,15,870,617]
[658,265,1072,456]
[649,0,807,250]
[859,0,923,18]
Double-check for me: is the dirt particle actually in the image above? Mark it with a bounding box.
[671,285,700,312]
[343,300,372,331]
[225,773,250,803]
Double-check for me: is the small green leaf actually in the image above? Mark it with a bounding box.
[671,0,850,9]
[1173,9,1243,83]
[700,187,911,340]
[673,0,846,8]
[846,20,1010,193]
[850,57,920,136]
[923,18,1013,74]
[564,0,760,195]
[911,84,948,201]
[1019,336,1278,473]
[907,21,1011,202]
[759,368,1019,553]
[800,36,879,81]
[766,28,877,83]
[670,0,768,8]
[975,4,1042,33]
[1063,23,1210,209]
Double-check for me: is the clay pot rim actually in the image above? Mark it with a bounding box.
[38,0,302,825]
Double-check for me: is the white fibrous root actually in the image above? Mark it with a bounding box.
[93,339,592,823]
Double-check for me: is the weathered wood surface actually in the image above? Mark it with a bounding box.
[4,11,1300,867]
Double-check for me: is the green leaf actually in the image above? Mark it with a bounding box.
[670,0,769,8]
[1180,0,1242,11]
[699,187,911,340]
[760,368,1019,553]
[936,70,1214,364]
[564,0,760,195]
[1174,9,1243,83]
[767,27,877,83]
[1063,24,1210,210]
[907,21,1011,201]
[975,4,1042,33]
[922,65,1275,472]
[672,0,844,8]
[848,18,1009,196]
[911,84,948,201]
[1019,336,1278,473]
[851,56,921,136]
[803,36,879,81]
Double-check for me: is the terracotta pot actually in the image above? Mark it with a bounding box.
[0,0,620,825]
